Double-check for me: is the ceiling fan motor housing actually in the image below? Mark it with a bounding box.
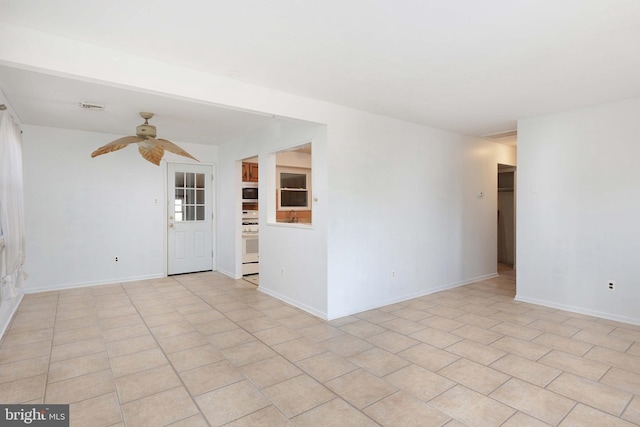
[136,123,157,138]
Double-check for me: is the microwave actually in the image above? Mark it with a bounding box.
[242,184,258,202]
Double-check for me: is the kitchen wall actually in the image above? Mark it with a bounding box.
[276,150,312,168]
[21,125,217,291]
[518,97,640,324]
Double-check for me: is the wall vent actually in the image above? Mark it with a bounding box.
[79,102,105,110]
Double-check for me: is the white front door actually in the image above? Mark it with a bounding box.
[167,163,214,275]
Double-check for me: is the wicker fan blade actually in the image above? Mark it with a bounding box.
[137,141,165,165]
[91,136,143,158]
[151,137,199,162]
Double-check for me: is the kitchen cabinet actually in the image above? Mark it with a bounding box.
[242,162,258,182]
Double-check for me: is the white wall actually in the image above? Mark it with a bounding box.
[216,124,278,279]
[217,119,329,318]
[21,125,217,291]
[326,117,516,318]
[3,22,515,322]
[517,97,640,325]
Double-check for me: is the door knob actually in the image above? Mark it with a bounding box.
[169,223,174,228]
[169,215,174,220]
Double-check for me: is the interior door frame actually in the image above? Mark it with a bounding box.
[497,164,516,269]
[164,161,217,276]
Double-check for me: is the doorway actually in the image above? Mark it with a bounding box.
[167,162,215,275]
[241,156,259,285]
[497,164,516,269]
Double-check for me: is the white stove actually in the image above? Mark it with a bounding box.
[242,210,259,275]
[242,210,259,235]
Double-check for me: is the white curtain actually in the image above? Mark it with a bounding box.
[0,110,27,300]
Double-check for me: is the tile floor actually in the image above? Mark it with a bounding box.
[0,266,639,426]
[242,274,259,286]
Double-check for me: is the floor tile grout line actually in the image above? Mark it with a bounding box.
[178,277,390,424]
[596,365,613,383]
[126,275,321,425]
[495,407,520,427]
[120,277,215,427]
[93,282,127,426]
[41,290,60,405]
[183,278,308,425]
[618,394,636,421]
[543,370,638,416]
[5,270,640,425]
[290,396,383,426]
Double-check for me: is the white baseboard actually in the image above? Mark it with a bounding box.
[24,273,166,294]
[216,268,241,280]
[0,293,24,341]
[327,272,499,320]
[515,294,640,326]
[258,287,328,320]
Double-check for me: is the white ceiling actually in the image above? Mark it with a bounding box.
[0,65,276,144]
[1,0,640,143]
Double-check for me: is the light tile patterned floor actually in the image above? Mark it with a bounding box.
[1,266,639,426]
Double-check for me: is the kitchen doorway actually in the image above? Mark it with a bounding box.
[497,164,516,269]
[241,156,259,285]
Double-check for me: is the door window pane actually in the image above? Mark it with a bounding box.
[186,173,195,188]
[174,172,206,222]
[185,206,195,221]
[175,172,184,187]
[186,189,195,204]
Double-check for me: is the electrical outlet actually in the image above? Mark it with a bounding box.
[608,281,615,291]
[115,256,119,262]
[281,267,285,277]
[391,270,396,278]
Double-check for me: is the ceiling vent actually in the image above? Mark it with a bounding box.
[484,130,517,140]
[484,130,517,147]
[78,102,105,111]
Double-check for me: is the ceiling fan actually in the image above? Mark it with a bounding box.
[91,112,199,165]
